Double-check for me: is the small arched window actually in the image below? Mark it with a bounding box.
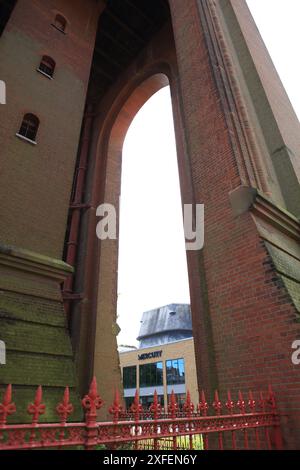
[38,56,56,78]
[18,114,40,142]
[54,14,67,33]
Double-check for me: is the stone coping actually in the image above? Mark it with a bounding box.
[0,244,73,282]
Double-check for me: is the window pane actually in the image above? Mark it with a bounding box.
[166,358,185,385]
[39,57,55,77]
[123,366,136,389]
[139,362,163,387]
[55,15,66,32]
[19,115,39,141]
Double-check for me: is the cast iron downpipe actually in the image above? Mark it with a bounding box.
[63,105,93,319]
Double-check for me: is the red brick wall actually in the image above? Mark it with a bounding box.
[169,0,300,448]
[0,0,100,258]
[73,4,300,445]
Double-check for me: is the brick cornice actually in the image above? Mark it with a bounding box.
[0,244,73,283]
[251,191,300,242]
[229,185,300,242]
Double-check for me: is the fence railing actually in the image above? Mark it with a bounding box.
[0,378,283,450]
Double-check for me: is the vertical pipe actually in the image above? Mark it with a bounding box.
[63,105,94,317]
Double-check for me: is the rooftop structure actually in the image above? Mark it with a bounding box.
[137,304,193,348]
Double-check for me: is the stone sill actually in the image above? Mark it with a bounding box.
[37,68,54,80]
[16,133,37,146]
[51,24,66,35]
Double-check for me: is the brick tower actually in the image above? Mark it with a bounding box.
[0,0,300,448]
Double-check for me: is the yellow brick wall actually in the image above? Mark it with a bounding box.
[119,338,199,407]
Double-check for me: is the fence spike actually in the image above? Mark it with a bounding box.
[27,385,46,424]
[237,390,246,414]
[150,390,162,419]
[82,376,104,422]
[0,384,16,425]
[63,386,70,405]
[109,389,123,422]
[248,390,256,412]
[213,390,222,415]
[258,390,266,411]
[35,385,42,405]
[198,390,209,416]
[267,385,276,410]
[130,389,142,421]
[226,390,234,413]
[168,390,178,418]
[89,377,98,400]
[56,387,73,423]
[183,390,194,416]
[3,384,12,406]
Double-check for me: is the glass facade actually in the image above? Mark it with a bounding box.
[123,366,137,389]
[139,361,163,388]
[166,358,185,385]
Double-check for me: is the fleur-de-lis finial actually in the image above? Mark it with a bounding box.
[226,390,234,414]
[237,390,246,414]
[56,387,74,423]
[213,390,222,415]
[168,390,179,418]
[27,386,46,424]
[82,377,104,423]
[248,391,256,412]
[0,384,16,425]
[109,389,123,422]
[130,390,143,420]
[183,390,194,416]
[198,390,209,416]
[150,390,162,419]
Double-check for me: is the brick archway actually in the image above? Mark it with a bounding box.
[72,21,218,408]
[68,2,300,446]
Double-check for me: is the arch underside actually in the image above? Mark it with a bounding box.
[71,21,213,410]
[69,1,300,448]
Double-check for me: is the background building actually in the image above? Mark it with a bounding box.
[119,304,198,408]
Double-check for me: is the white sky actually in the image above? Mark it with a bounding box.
[117,0,300,346]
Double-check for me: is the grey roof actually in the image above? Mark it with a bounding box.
[118,345,138,353]
[137,304,192,343]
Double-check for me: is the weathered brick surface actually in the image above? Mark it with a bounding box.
[0,0,99,258]
[0,0,100,422]
[75,0,300,447]
[168,0,300,448]
[0,287,81,422]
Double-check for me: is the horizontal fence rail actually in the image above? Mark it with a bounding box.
[0,378,282,450]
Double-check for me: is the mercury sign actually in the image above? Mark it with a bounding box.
[138,350,162,361]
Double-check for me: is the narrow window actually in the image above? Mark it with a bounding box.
[166,358,185,385]
[53,14,67,33]
[18,114,39,142]
[139,362,163,388]
[38,56,56,78]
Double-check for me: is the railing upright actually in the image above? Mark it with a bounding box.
[82,377,103,450]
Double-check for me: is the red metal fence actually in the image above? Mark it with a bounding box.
[0,378,282,450]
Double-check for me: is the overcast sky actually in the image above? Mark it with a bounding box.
[117,0,300,346]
